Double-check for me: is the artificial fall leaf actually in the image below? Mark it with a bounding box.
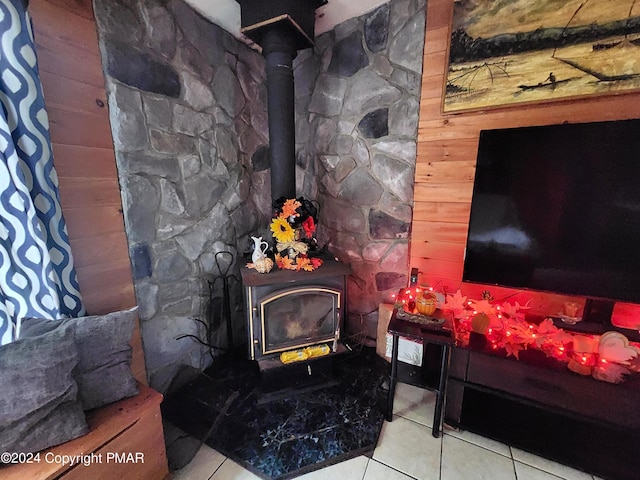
[592,362,629,384]
[499,302,519,318]
[445,290,468,317]
[500,301,531,318]
[554,330,576,345]
[310,257,323,269]
[628,354,640,372]
[537,318,559,335]
[275,253,295,270]
[281,199,301,219]
[302,216,315,237]
[471,299,495,315]
[535,321,574,349]
[503,323,537,347]
[503,341,525,359]
[299,258,314,271]
[281,256,296,270]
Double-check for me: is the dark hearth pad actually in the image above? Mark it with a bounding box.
[161,346,388,480]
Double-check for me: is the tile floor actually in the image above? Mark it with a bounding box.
[172,382,604,480]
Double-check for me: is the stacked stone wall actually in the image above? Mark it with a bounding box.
[94,0,269,390]
[294,0,426,343]
[93,0,426,387]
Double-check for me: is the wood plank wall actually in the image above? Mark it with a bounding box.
[29,0,146,382]
[412,0,640,315]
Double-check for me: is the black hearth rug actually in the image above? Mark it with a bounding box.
[161,346,388,480]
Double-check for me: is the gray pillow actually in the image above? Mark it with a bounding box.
[21,307,139,410]
[0,324,88,454]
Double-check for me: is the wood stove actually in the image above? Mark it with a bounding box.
[241,257,350,363]
[236,1,350,369]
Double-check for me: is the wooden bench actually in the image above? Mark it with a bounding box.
[1,384,168,480]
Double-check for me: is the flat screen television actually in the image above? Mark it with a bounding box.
[463,118,640,327]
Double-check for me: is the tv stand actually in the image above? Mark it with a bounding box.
[582,298,615,325]
[549,316,640,343]
[446,346,640,480]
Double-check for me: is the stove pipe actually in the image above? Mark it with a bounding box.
[262,30,297,201]
[237,0,327,203]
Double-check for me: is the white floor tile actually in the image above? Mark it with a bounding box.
[364,459,418,480]
[444,428,511,457]
[172,444,226,480]
[441,435,516,480]
[514,461,566,479]
[209,458,263,480]
[510,448,592,480]
[393,382,436,428]
[294,455,369,479]
[373,416,442,480]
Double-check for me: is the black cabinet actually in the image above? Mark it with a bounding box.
[445,346,640,480]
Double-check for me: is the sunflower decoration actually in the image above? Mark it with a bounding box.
[270,196,323,271]
[270,216,295,243]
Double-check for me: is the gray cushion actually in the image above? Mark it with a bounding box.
[21,307,139,410]
[0,324,88,454]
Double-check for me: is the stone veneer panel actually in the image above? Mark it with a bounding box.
[93,0,270,391]
[294,0,426,345]
[93,0,426,386]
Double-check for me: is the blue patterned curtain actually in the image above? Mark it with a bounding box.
[0,0,84,344]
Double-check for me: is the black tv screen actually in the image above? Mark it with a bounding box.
[463,118,640,305]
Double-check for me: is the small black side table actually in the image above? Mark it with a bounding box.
[386,308,455,438]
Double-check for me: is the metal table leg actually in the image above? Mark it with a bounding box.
[432,343,451,438]
[386,333,399,422]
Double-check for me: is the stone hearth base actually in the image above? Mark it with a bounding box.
[161,346,388,479]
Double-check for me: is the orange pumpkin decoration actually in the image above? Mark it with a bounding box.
[416,291,437,316]
[471,313,491,334]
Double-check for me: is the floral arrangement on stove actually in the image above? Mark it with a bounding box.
[270,197,323,271]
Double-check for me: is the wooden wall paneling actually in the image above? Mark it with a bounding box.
[75,255,138,318]
[418,138,478,162]
[411,0,640,309]
[422,67,447,100]
[63,205,127,238]
[30,0,100,55]
[423,24,450,54]
[42,0,95,19]
[413,182,472,203]
[417,96,444,120]
[424,0,453,30]
[69,231,131,268]
[409,240,464,262]
[48,106,115,149]
[414,159,475,183]
[50,144,118,178]
[76,281,137,319]
[412,201,470,224]
[56,177,123,206]
[37,41,106,87]
[411,263,462,293]
[30,1,145,383]
[415,257,463,280]
[39,71,108,117]
[411,220,468,245]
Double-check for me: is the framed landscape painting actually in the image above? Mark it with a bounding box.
[443,0,640,113]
